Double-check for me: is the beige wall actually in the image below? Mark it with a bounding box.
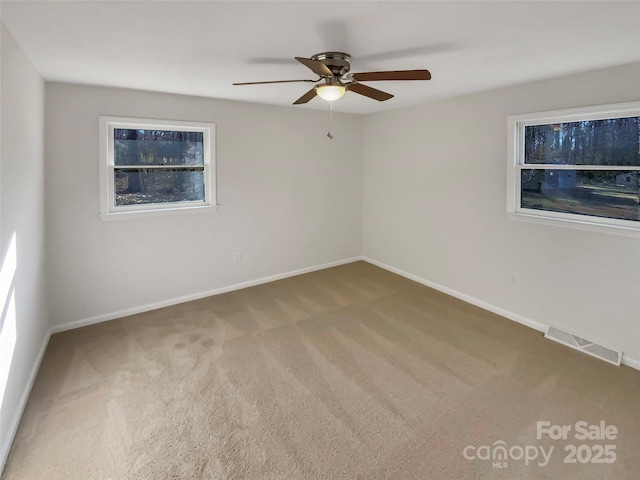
[363,62,640,365]
[44,83,363,329]
[0,24,49,468]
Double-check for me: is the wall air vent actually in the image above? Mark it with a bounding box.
[545,326,621,366]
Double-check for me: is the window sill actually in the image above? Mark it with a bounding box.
[100,204,218,221]
[506,212,640,238]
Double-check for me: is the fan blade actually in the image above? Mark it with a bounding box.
[352,70,431,82]
[348,83,394,102]
[233,79,317,86]
[293,88,317,105]
[295,57,333,77]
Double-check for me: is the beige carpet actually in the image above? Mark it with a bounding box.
[2,261,639,479]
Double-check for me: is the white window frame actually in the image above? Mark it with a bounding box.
[507,101,640,237]
[99,116,217,219]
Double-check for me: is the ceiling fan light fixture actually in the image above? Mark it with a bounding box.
[316,84,346,101]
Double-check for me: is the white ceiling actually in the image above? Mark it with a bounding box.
[2,1,639,114]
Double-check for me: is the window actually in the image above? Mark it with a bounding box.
[99,116,216,218]
[507,102,639,235]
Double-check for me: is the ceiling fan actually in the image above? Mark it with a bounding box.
[233,52,431,104]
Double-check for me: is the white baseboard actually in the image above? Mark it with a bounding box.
[621,355,640,370]
[362,256,547,333]
[51,256,363,334]
[52,254,640,370]
[0,328,51,475]
[361,256,640,371]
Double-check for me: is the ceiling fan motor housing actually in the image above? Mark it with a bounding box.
[311,52,352,78]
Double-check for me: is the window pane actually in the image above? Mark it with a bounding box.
[521,169,639,222]
[114,129,204,166]
[524,117,639,166]
[115,168,205,206]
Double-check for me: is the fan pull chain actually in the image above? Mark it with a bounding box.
[327,101,334,140]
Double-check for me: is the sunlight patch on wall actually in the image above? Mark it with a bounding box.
[0,233,18,418]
